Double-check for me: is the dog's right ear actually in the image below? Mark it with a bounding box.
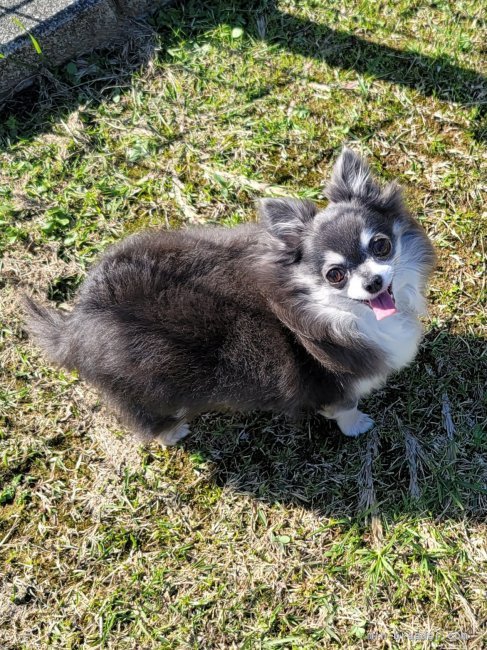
[258,198,318,251]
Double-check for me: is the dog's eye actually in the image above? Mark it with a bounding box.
[371,237,392,257]
[326,267,345,284]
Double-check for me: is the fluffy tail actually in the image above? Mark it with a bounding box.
[22,295,75,369]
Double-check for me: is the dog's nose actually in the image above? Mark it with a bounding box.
[364,275,383,294]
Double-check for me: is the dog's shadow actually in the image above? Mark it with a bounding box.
[156,328,487,521]
[184,411,354,512]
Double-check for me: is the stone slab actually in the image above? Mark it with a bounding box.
[0,0,171,102]
[115,0,164,17]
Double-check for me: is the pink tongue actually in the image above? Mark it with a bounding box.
[368,291,397,321]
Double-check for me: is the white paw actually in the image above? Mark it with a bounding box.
[156,423,190,447]
[337,410,375,437]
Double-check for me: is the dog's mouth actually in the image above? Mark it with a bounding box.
[365,285,397,321]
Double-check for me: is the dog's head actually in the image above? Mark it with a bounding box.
[259,148,436,321]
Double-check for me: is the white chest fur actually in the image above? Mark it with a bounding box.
[366,312,422,362]
[353,308,422,400]
[360,309,422,369]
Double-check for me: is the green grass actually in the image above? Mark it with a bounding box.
[1,1,486,647]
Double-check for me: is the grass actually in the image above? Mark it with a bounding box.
[0,0,486,647]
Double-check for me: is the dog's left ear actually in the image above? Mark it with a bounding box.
[325,148,404,213]
[258,198,318,250]
[325,148,380,204]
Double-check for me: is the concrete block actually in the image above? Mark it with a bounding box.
[115,0,169,18]
[0,0,172,102]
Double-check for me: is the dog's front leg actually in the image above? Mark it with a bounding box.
[319,400,374,437]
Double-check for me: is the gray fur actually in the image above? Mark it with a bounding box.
[23,149,435,442]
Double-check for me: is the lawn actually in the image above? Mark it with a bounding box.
[0,0,486,647]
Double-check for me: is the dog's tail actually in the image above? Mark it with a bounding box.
[22,295,75,370]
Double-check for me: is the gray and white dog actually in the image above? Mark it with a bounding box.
[24,149,436,444]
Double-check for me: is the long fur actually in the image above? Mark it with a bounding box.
[23,149,436,441]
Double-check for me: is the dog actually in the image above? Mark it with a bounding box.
[23,149,436,445]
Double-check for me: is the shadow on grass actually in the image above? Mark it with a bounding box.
[0,0,485,145]
[173,328,486,522]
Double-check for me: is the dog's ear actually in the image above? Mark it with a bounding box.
[258,198,318,250]
[325,148,382,204]
[376,180,405,214]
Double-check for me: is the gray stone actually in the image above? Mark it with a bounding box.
[114,0,164,17]
[0,0,171,102]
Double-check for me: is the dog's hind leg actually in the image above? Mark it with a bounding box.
[118,404,191,446]
[154,419,191,447]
